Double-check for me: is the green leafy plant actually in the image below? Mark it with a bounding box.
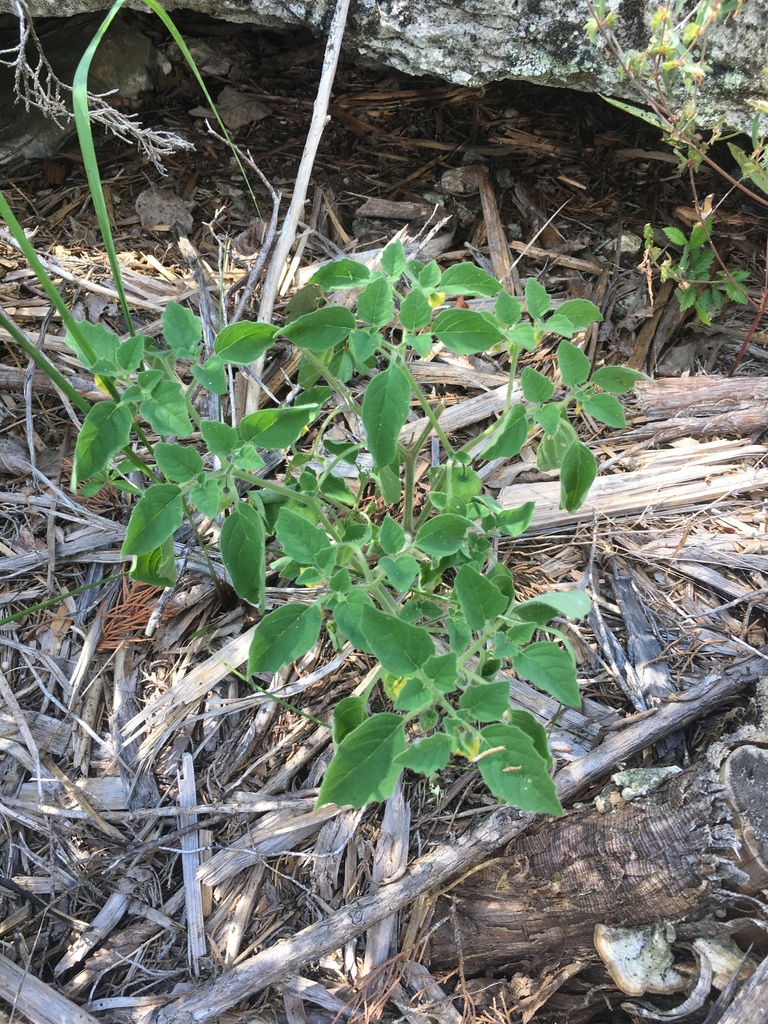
[9,232,645,814]
[643,218,750,324]
[586,0,767,353]
[0,0,647,817]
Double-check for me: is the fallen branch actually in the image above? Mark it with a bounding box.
[141,650,766,1023]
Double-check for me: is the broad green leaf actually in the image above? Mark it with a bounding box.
[275,506,332,566]
[239,406,314,449]
[316,713,406,808]
[520,366,555,403]
[334,590,377,651]
[214,321,278,364]
[515,589,591,622]
[381,239,406,279]
[486,560,515,605]
[495,501,535,538]
[122,484,183,557]
[446,614,472,653]
[391,676,432,711]
[537,420,578,473]
[357,276,395,327]
[64,320,118,373]
[348,327,378,370]
[281,306,356,352]
[459,680,510,722]
[284,282,324,322]
[525,277,551,320]
[418,261,441,289]
[399,288,433,331]
[117,335,145,372]
[317,473,355,506]
[332,695,367,744]
[534,403,562,436]
[328,568,351,596]
[130,535,177,588]
[362,363,410,471]
[513,640,579,706]
[405,258,425,282]
[477,723,562,814]
[432,308,505,354]
[483,403,528,461]
[440,264,501,297]
[555,299,603,332]
[155,442,204,483]
[162,301,202,357]
[454,564,508,631]
[415,514,475,556]
[359,604,435,676]
[581,392,626,428]
[310,258,371,291]
[422,652,458,691]
[220,501,265,605]
[509,321,536,350]
[248,603,322,674]
[429,462,482,503]
[543,313,576,338]
[590,366,650,394]
[560,440,597,512]
[136,369,163,393]
[495,291,522,326]
[507,710,553,767]
[380,554,419,592]
[141,380,193,438]
[394,733,451,775]
[192,356,228,395]
[376,463,402,505]
[557,340,591,387]
[379,514,406,555]
[200,420,239,457]
[72,401,131,488]
[189,475,224,518]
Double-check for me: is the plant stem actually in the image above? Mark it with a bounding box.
[244,0,352,416]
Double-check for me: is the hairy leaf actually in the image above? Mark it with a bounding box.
[316,714,406,808]
[248,603,322,674]
[220,501,265,605]
[122,484,183,557]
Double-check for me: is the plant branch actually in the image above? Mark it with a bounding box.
[241,0,352,417]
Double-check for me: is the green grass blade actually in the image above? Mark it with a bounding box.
[0,191,101,369]
[0,307,91,414]
[72,0,133,333]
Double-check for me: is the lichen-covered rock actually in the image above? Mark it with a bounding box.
[1,0,767,155]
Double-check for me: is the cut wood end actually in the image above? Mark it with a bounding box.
[722,745,768,885]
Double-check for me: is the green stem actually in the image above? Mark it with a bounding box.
[300,349,358,410]
[401,447,417,536]
[397,360,456,455]
[0,308,91,414]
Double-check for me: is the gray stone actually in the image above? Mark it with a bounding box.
[1,0,767,165]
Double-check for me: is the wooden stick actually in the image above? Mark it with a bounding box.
[143,652,765,1024]
[0,951,100,1024]
[240,0,351,417]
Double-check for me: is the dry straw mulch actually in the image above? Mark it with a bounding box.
[2,13,768,1024]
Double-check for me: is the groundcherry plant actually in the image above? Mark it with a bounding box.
[39,244,644,814]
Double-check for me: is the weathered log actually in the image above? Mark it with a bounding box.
[427,744,768,974]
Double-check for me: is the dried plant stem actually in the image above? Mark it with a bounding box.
[239,0,352,417]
